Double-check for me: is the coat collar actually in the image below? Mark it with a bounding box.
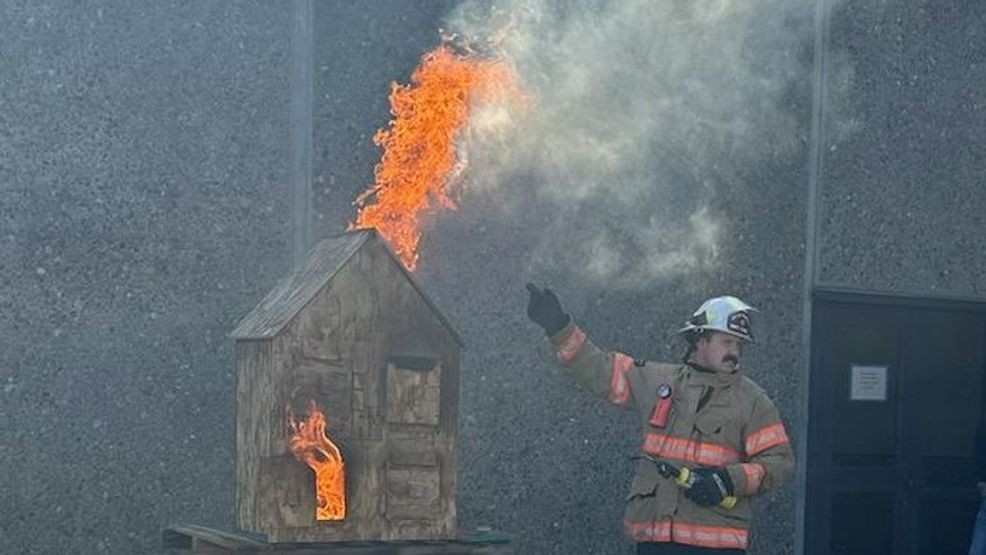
[680,360,742,387]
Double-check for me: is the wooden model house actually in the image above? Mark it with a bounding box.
[230,229,462,543]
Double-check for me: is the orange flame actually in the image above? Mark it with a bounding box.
[288,401,345,521]
[350,37,527,270]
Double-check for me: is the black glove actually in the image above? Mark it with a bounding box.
[525,283,571,336]
[684,467,734,507]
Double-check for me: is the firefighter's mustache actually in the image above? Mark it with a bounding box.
[723,355,739,365]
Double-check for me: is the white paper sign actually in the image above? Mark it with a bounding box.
[850,365,888,401]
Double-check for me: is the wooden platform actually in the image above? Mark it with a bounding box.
[163,525,515,554]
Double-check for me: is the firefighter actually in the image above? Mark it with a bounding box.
[526,284,795,555]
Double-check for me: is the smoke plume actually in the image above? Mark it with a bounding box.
[445,0,819,289]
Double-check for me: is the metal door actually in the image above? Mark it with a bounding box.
[805,297,985,555]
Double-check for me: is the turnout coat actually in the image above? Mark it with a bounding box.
[550,321,796,550]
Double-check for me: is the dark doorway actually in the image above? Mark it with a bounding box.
[805,294,986,555]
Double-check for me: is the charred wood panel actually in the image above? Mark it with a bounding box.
[387,362,441,427]
[288,357,352,437]
[237,340,279,530]
[386,467,441,520]
[236,232,460,543]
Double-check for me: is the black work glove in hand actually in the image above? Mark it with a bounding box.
[684,468,734,507]
[525,283,571,336]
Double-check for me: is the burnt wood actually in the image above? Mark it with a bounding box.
[234,230,462,543]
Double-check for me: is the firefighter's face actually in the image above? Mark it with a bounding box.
[695,332,744,372]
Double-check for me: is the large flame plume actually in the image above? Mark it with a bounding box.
[288,401,346,521]
[350,35,528,270]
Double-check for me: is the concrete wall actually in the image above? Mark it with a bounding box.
[1,1,915,553]
[310,1,460,231]
[310,2,812,554]
[0,2,291,553]
[416,132,810,555]
[817,0,986,299]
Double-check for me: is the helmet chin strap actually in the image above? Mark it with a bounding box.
[684,350,738,374]
[685,358,719,374]
[682,345,696,362]
[683,345,713,373]
[681,329,706,362]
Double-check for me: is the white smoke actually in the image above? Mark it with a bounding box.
[446,0,823,289]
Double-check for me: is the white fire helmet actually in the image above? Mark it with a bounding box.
[678,295,757,343]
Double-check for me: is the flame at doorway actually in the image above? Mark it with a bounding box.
[288,400,346,521]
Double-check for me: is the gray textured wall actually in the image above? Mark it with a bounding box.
[413,139,810,555]
[0,2,291,553]
[311,2,811,554]
[0,1,852,554]
[817,0,986,298]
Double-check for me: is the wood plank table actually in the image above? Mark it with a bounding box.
[163,525,515,555]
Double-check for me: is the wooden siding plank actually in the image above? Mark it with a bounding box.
[236,232,460,543]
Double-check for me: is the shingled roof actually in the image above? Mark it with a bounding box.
[230,229,463,345]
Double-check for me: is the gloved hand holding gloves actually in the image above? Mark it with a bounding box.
[684,468,735,507]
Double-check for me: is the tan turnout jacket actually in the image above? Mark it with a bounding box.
[550,321,795,551]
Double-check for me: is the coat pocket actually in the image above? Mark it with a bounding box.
[695,413,726,437]
[625,460,675,524]
[695,411,742,456]
[709,495,753,525]
[626,460,661,501]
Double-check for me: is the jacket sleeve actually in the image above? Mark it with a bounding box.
[726,390,796,496]
[548,320,639,409]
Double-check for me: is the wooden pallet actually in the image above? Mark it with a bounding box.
[163,525,515,555]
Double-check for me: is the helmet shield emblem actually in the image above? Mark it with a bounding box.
[727,311,752,339]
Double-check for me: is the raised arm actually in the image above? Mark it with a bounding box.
[526,284,638,408]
